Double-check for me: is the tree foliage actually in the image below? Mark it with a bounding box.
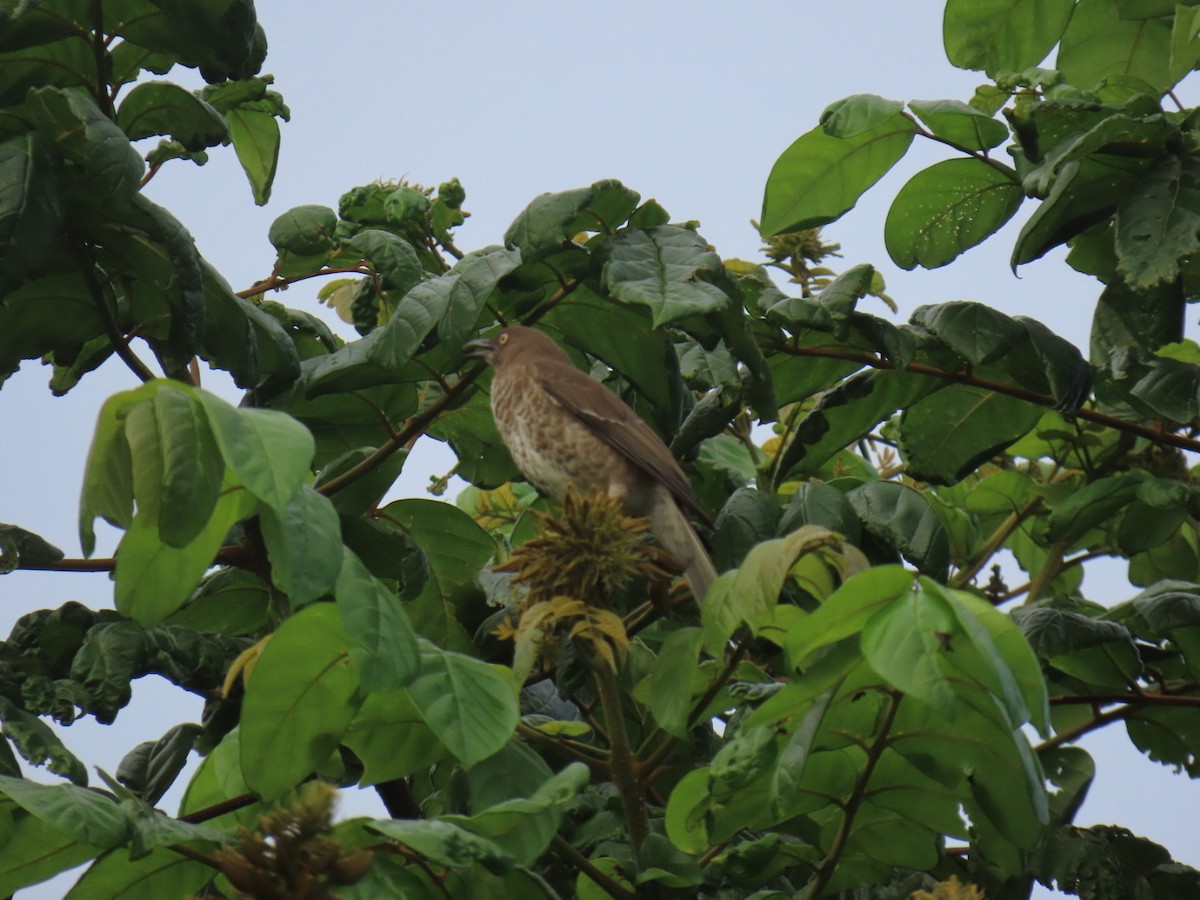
[1,1,1200,898]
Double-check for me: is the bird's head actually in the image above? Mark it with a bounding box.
[464,326,571,367]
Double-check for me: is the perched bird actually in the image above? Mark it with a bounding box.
[466,325,717,603]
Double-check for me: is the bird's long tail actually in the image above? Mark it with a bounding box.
[653,494,718,605]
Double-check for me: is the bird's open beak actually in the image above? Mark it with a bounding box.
[463,337,496,363]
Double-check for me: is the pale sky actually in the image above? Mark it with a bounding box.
[1,2,1194,896]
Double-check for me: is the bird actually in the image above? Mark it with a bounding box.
[466,325,717,604]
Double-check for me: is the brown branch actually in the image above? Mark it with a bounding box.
[804,690,902,900]
[78,251,158,383]
[1049,692,1200,708]
[178,791,259,824]
[1036,704,1135,753]
[769,342,1200,455]
[235,265,375,299]
[551,835,634,900]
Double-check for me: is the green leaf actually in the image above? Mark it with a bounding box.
[406,640,518,768]
[336,548,420,691]
[1012,159,1147,269]
[239,604,362,801]
[259,485,342,606]
[1115,156,1200,290]
[1058,0,1172,91]
[0,522,63,571]
[28,86,144,204]
[115,479,256,626]
[908,98,1009,150]
[366,817,514,874]
[768,690,833,820]
[885,159,1023,270]
[349,229,422,293]
[125,384,225,549]
[819,94,905,138]
[116,81,228,150]
[782,565,914,664]
[943,0,1074,74]
[64,846,215,900]
[848,481,951,577]
[166,568,270,635]
[115,723,202,807]
[861,587,958,714]
[0,697,86,785]
[343,690,446,785]
[199,391,314,511]
[0,804,100,897]
[268,205,337,256]
[600,225,730,326]
[900,384,1044,484]
[226,103,280,205]
[0,776,130,849]
[648,627,706,737]
[1045,474,1143,543]
[504,179,639,257]
[760,111,916,235]
[0,132,62,289]
[1014,606,1142,689]
[178,729,262,830]
[445,763,589,866]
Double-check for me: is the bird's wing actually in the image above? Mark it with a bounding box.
[536,369,713,526]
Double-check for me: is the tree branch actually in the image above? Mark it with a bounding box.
[590,654,650,871]
[78,251,158,383]
[550,835,634,900]
[235,265,375,299]
[769,342,1200,455]
[804,690,901,900]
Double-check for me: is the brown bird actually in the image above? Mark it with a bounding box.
[466,325,717,603]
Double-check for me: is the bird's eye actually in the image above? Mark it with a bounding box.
[498,333,510,345]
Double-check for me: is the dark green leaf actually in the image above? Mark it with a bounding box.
[0,804,99,896]
[912,300,1025,365]
[504,179,638,258]
[115,723,202,807]
[0,132,62,289]
[848,481,950,577]
[901,384,1044,484]
[64,846,215,900]
[0,776,130,849]
[0,697,86,785]
[116,81,228,150]
[1115,156,1200,290]
[600,225,730,326]
[0,522,63,571]
[343,689,446,785]
[1045,475,1144,542]
[366,817,515,874]
[268,205,337,255]
[349,229,422,293]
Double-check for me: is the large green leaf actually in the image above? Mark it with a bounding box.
[504,179,639,257]
[124,383,225,549]
[942,0,1074,74]
[885,159,1023,270]
[239,604,362,801]
[1115,156,1200,290]
[1058,0,1172,91]
[0,804,100,897]
[226,103,280,205]
[900,384,1044,484]
[65,846,215,900]
[0,776,130,849]
[760,111,916,235]
[336,548,420,691]
[342,690,446,785]
[0,132,62,289]
[848,481,951,577]
[115,477,256,626]
[259,485,342,606]
[115,81,228,150]
[600,225,730,326]
[406,640,517,768]
[199,391,313,511]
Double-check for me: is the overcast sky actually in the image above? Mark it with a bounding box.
[1,2,1195,896]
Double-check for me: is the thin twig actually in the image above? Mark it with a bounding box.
[178,791,259,824]
[78,251,158,383]
[235,265,375,299]
[591,655,650,871]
